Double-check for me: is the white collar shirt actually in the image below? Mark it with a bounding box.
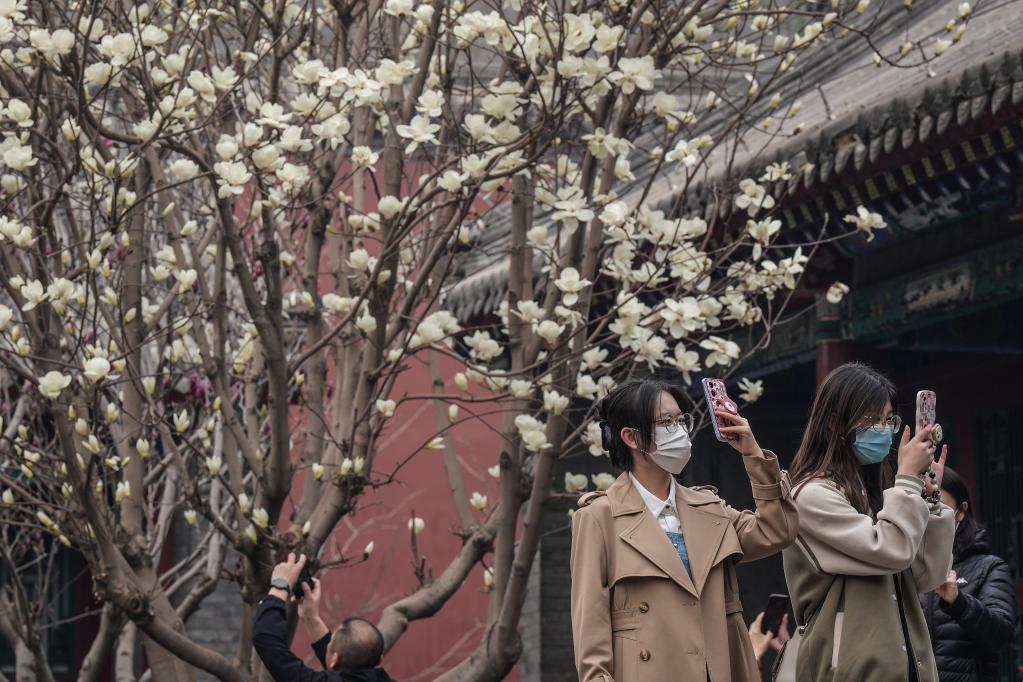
[629,472,681,534]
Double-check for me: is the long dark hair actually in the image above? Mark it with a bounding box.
[940,466,980,558]
[790,363,897,514]
[596,378,689,471]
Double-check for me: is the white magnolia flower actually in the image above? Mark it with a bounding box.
[700,336,741,368]
[735,179,775,217]
[592,473,616,491]
[340,458,354,476]
[376,399,397,417]
[543,389,570,416]
[843,206,887,241]
[826,281,850,304]
[934,38,952,57]
[184,509,198,526]
[173,409,190,433]
[470,492,488,511]
[609,56,657,94]
[447,404,459,423]
[38,371,71,399]
[487,465,501,478]
[958,2,971,17]
[738,378,764,403]
[238,493,252,514]
[245,525,258,543]
[2,489,13,505]
[564,472,588,494]
[583,422,608,457]
[351,146,379,169]
[19,280,46,311]
[83,357,111,383]
[364,541,375,557]
[534,320,565,345]
[515,414,551,452]
[408,516,426,535]
[0,304,12,331]
[395,115,440,153]
[464,330,502,361]
[213,161,251,198]
[554,267,591,306]
[312,462,325,480]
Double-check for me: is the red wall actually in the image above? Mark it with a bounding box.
[291,351,518,680]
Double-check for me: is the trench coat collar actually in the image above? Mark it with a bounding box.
[606,472,729,598]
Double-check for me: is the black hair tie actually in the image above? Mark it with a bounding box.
[598,420,613,453]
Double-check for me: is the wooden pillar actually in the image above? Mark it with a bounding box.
[814,292,857,386]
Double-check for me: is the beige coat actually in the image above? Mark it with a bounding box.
[570,450,798,682]
[779,475,955,682]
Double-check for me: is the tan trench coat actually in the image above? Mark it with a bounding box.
[570,450,798,682]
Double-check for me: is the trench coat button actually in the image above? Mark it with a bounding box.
[638,602,650,613]
[640,649,651,662]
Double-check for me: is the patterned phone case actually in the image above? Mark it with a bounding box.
[915,390,936,434]
[702,378,739,442]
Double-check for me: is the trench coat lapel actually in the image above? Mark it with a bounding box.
[676,486,729,597]
[609,474,699,599]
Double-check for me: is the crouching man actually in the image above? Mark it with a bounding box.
[253,553,395,682]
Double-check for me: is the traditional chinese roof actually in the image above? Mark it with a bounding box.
[444,0,1023,321]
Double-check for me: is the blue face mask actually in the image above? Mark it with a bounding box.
[853,426,893,465]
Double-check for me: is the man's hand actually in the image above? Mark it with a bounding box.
[295,577,330,643]
[268,553,307,600]
[936,569,959,604]
[296,576,322,621]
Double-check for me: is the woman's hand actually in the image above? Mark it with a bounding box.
[896,425,937,478]
[923,445,948,498]
[716,410,763,458]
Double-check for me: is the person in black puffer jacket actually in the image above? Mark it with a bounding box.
[919,466,1017,682]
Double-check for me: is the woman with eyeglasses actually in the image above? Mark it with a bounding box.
[776,363,955,682]
[570,378,798,682]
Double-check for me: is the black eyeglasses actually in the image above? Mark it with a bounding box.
[653,413,694,434]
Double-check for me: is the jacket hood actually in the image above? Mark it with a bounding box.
[341,669,394,682]
[956,524,991,560]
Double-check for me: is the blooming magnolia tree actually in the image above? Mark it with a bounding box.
[0,0,961,679]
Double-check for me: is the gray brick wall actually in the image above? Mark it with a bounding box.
[171,515,244,681]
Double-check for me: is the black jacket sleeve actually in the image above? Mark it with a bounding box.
[312,633,330,669]
[940,557,1017,653]
[252,595,330,682]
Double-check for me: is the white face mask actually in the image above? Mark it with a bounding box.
[647,425,692,475]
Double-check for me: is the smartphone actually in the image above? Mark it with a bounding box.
[762,593,790,636]
[915,390,936,434]
[702,378,739,442]
[293,564,315,599]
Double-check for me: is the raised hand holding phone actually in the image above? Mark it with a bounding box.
[702,378,739,442]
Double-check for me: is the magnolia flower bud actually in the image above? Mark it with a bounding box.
[302,521,311,536]
[363,541,375,558]
[245,524,258,543]
[408,516,425,536]
[252,507,269,529]
[312,463,324,480]
[470,492,488,511]
[2,489,13,505]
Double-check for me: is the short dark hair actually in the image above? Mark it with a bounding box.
[596,378,689,471]
[331,617,384,670]
[940,466,980,558]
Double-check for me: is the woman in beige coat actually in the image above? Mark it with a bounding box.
[780,363,954,682]
[570,378,799,682]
